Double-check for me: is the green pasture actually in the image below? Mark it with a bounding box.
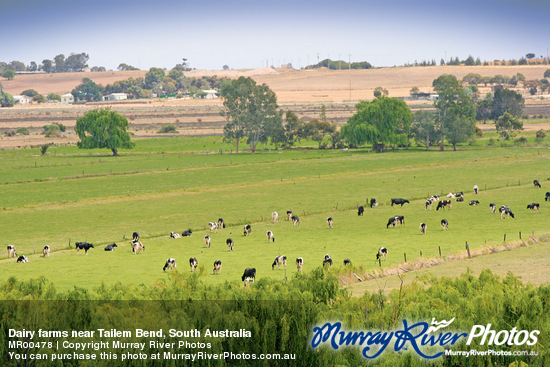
[0,136,549,294]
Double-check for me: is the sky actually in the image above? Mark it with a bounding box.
[1,0,550,71]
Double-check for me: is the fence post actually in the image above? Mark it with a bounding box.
[519,231,522,239]
[404,253,407,262]
[420,250,423,257]
[439,246,442,257]
[466,242,471,259]
[504,234,507,242]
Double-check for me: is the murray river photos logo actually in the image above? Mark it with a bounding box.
[310,318,539,359]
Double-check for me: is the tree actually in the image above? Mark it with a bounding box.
[21,89,39,97]
[220,77,282,153]
[75,108,135,156]
[72,78,103,102]
[490,88,524,121]
[223,65,230,70]
[167,69,188,91]
[526,53,535,60]
[144,67,165,89]
[304,119,335,148]
[544,69,550,78]
[495,112,523,140]
[47,93,61,102]
[0,92,15,107]
[28,61,37,72]
[2,69,15,80]
[281,110,305,148]
[373,86,388,98]
[341,96,412,151]
[476,94,493,123]
[65,52,89,72]
[9,60,26,71]
[535,129,546,143]
[32,94,46,103]
[42,59,53,73]
[54,54,65,73]
[118,63,139,71]
[411,110,438,150]
[433,74,476,150]
[464,55,475,66]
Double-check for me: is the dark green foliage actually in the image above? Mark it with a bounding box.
[32,94,46,103]
[47,93,61,101]
[411,110,438,150]
[307,58,372,70]
[117,63,139,71]
[16,127,29,135]
[40,144,50,155]
[144,67,165,89]
[71,78,103,102]
[0,91,15,107]
[157,124,178,134]
[65,52,89,72]
[75,108,135,156]
[1,69,15,80]
[496,112,523,140]
[536,129,546,143]
[490,88,524,121]
[544,69,550,78]
[21,89,39,97]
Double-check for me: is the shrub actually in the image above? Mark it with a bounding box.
[535,129,546,143]
[43,124,60,137]
[40,144,50,155]
[157,125,178,134]
[4,130,15,137]
[16,127,29,135]
[514,137,528,145]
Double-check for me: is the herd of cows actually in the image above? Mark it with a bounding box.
[5,180,549,286]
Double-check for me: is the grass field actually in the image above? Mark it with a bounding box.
[0,137,549,295]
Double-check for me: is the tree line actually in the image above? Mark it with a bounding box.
[0,52,96,74]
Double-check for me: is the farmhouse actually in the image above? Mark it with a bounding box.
[13,95,32,105]
[202,90,219,99]
[61,93,74,104]
[107,93,128,101]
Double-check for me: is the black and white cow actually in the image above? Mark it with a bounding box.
[218,218,226,229]
[213,260,222,274]
[169,232,181,239]
[243,224,252,236]
[323,254,333,268]
[266,231,275,243]
[391,198,409,207]
[189,257,198,272]
[291,215,300,226]
[272,212,279,223]
[441,219,449,230]
[545,192,550,202]
[76,242,94,255]
[104,243,117,251]
[369,198,379,208]
[132,232,140,241]
[473,185,479,194]
[163,258,176,272]
[376,247,388,261]
[242,268,256,285]
[456,197,465,202]
[208,222,219,233]
[419,223,427,234]
[226,238,234,251]
[204,235,211,248]
[343,258,351,266]
[436,200,452,211]
[527,203,540,212]
[469,200,480,206]
[286,210,293,221]
[499,205,515,219]
[131,240,144,254]
[272,255,287,270]
[327,217,333,229]
[358,206,365,216]
[7,245,17,258]
[425,199,433,210]
[296,257,303,272]
[182,229,192,237]
[534,179,541,188]
[489,203,496,213]
[455,192,464,198]
[446,192,456,199]
[386,215,404,228]
[430,195,440,202]
[43,245,50,257]
[16,255,28,263]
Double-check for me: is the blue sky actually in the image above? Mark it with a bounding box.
[1,0,549,70]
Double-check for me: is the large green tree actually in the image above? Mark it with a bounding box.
[0,92,15,107]
[490,88,524,120]
[495,112,523,140]
[2,69,15,80]
[220,77,282,153]
[411,110,439,150]
[75,108,134,156]
[433,74,476,150]
[65,52,89,72]
[71,78,103,102]
[144,67,165,89]
[341,96,411,151]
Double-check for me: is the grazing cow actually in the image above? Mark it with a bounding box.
[218,218,226,229]
[182,229,192,237]
[473,185,479,194]
[243,224,252,236]
[425,199,433,210]
[204,235,211,248]
[132,232,140,241]
[43,245,50,257]
[296,257,303,272]
[323,254,333,268]
[456,197,464,202]
[163,258,176,272]
[131,240,144,254]
[104,243,117,251]
[286,210,293,221]
[455,192,464,198]
[169,232,181,239]
[16,255,29,263]
[436,200,452,211]
[545,192,550,202]
[527,203,540,212]
[266,230,275,243]
[272,255,287,270]
[226,238,234,251]
[469,200,480,206]
[386,215,404,228]
[7,245,17,258]
[446,192,456,199]
[327,217,333,229]
[489,203,496,213]
[189,257,198,272]
[441,219,449,230]
[208,222,219,233]
[213,260,222,274]
[391,198,410,207]
[499,205,515,219]
[376,247,388,261]
[343,258,351,266]
[242,267,256,285]
[76,242,94,255]
[369,198,379,208]
[430,195,440,202]
[534,180,541,188]
[358,206,365,216]
[291,215,300,226]
[272,212,279,223]
[419,223,427,234]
